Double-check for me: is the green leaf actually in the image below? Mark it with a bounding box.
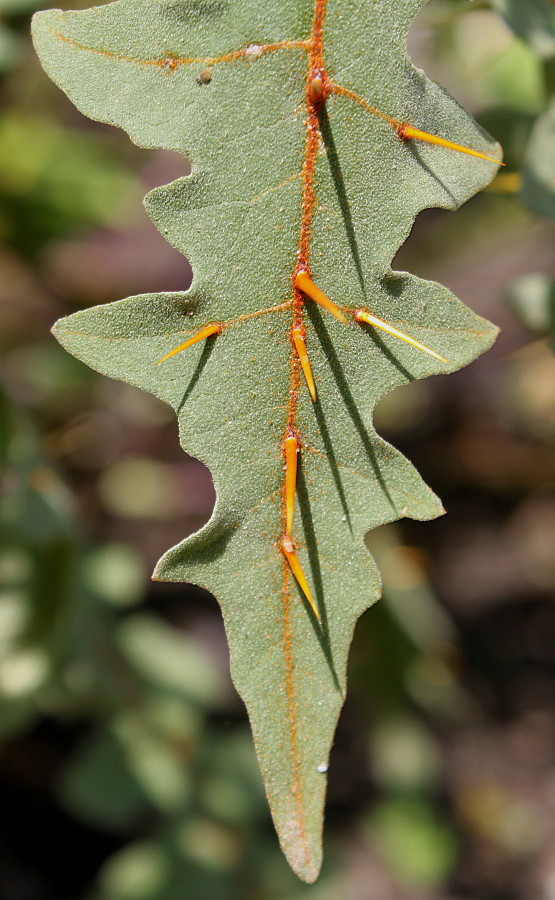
[521,98,555,219]
[507,272,555,348]
[58,723,154,830]
[365,795,458,888]
[490,0,555,58]
[117,614,225,706]
[32,0,499,881]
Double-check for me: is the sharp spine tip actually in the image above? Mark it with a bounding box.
[281,538,321,622]
[156,323,221,365]
[355,308,449,364]
[284,433,299,536]
[398,123,504,166]
[292,326,317,401]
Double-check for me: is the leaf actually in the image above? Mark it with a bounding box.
[32,0,500,881]
[507,272,555,351]
[490,0,555,59]
[117,614,225,706]
[521,98,555,220]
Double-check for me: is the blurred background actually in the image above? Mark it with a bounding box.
[1,0,555,897]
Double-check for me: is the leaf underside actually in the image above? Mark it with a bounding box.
[32,0,499,882]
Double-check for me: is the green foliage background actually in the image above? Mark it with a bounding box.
[1,0,555,897]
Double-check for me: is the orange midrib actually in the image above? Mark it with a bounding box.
[280,0,328,868]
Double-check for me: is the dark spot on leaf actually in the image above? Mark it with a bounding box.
[197,67,213,85]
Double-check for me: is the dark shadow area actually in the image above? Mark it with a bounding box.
[318,104,367,298]
[306,304,397,512]
[318,105,418,383]
[0,720,127,900]
[176,335,217,414]
[312,400,353,534]
[296,459,342,695]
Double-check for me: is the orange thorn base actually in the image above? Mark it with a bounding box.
[355,309,449,364]
[292,326,317,401]
[281,537,321,622]
[295,271,348,323]
[397,123,504,166]
[156,323,221,364]
[308,76,326,105]
[284,434,299,536]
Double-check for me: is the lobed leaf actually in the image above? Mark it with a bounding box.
[32,0,500,881]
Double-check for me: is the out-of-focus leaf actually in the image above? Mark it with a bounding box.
[0,0,43,14]
[521,99,555,219]
[115,711,192,813]
[58,724,153,829]
[59,707,194,827]
[117,614,224,706]
[366,525,456,650]
[507,273,555,335]
[503,341,555,437]
[0,385,88,740]
[491,0,555,58]
[200,732,265,827]
[97,833,233,900]
[177,818,243,873]
[0,0,45,73]
[366,795,458,888]
[478,108,536,172]
[98,457,182,520]
[370,717,442,792]
[84,543,145,607]
[0,113,140,252]
[0,21,20,71]
[98,841,171,900]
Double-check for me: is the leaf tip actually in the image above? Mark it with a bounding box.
[277,824,322,884]
[50,316,70,349]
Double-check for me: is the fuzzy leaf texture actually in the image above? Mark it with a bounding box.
[32,0,501,882]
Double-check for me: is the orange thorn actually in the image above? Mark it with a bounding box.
[281,537,321,622]
[397,123,504,166]
[295,271,348,323]
[284,433,299,536]
[156,324,221,364]
[292,326,317,402]
[355,309,449,364]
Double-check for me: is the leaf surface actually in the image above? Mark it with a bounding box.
[32,0,500,881]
